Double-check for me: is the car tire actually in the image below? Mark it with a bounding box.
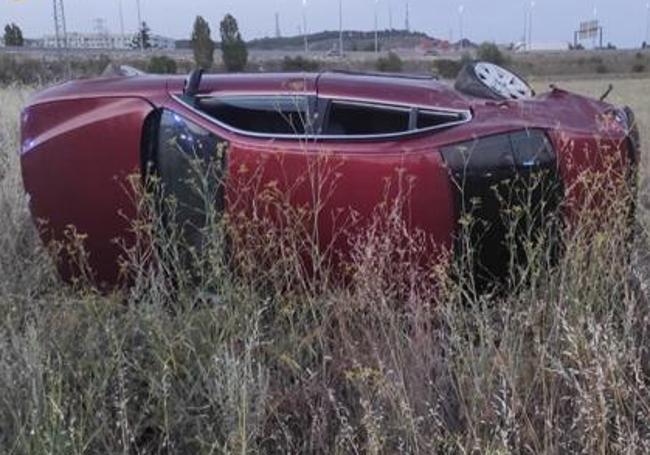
[454,61,534,100]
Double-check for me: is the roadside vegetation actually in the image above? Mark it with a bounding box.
[376,51,403,72]
[1,79,650,453]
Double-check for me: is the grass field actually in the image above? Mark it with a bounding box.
[1,78,649,453]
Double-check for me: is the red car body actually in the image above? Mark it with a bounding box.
[19,71,639,287]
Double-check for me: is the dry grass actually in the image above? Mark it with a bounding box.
[0,78,649,454]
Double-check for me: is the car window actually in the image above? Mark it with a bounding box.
[417,109,466,130]
[322,101,469,137]
[324,101,411,135]
[194,95,312,135]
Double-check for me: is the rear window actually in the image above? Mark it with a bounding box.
[195,95,312,135]
[417,110,466,130]
[324,101,410,135]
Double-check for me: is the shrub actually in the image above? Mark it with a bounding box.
[596,63,609,74]
[281,56,320,72]
[434,59,462,79]
[632,63,646,73]
[147,55,178,74]
[476,41,508,65]
[376,51,403,72]
[434,53,472,79]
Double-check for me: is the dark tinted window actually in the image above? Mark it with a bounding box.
[195,95,311,135]
[417,110,465,129]
[157,110,227,246]
[324,101,410,135]
[510,130,555,167]
[441,130,555,176]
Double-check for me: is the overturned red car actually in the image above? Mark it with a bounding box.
[20,63,640,288]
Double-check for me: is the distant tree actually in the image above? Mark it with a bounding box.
[3,23,24,47]
[220,14,248,72]
[642,41,647,49]
[191,16,215,69]
[476,42,508,66]
[131,21,151,49]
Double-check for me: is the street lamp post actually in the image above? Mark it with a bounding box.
[302,0,308,54]
[646,2,650,45]
[523,1,528,50]
[458,5,464,49]
[118,0,125,36]
[374,0,379,54]
[528,1,535,50]
[136,0,143,51]
[339,0,344,57]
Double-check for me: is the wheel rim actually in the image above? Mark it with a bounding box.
[473,62,533,100]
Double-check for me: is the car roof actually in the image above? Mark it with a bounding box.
[29,71,471,111]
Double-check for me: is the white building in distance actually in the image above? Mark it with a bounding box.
[38,32,175,50]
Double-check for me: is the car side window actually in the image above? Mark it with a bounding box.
[322,100,469,137]
[178,94,470,139]
[324,101,410,135]
[194,95,313,135]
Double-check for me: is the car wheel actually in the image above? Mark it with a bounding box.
[455,61,534,100]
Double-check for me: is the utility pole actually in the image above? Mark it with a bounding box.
[374,0,379,54]
[275,12,281,38]
[458,5,464,48]
[339,0,344,57]
[523,1,527,50]
[52,0,68,50]
[528,0,535,50]
[302,0,308,53]
[405,1,410,32]
[645,2,650,46]
[118,0,125,37]
[136,0,144,51]
[593,5,598,48]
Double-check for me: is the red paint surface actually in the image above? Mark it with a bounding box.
[21,96,154,286]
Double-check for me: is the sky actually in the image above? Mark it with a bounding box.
[2,0,650,48]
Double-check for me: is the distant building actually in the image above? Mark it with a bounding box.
[38,32,176,50]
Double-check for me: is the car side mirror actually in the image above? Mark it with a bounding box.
[184,69,204,98]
